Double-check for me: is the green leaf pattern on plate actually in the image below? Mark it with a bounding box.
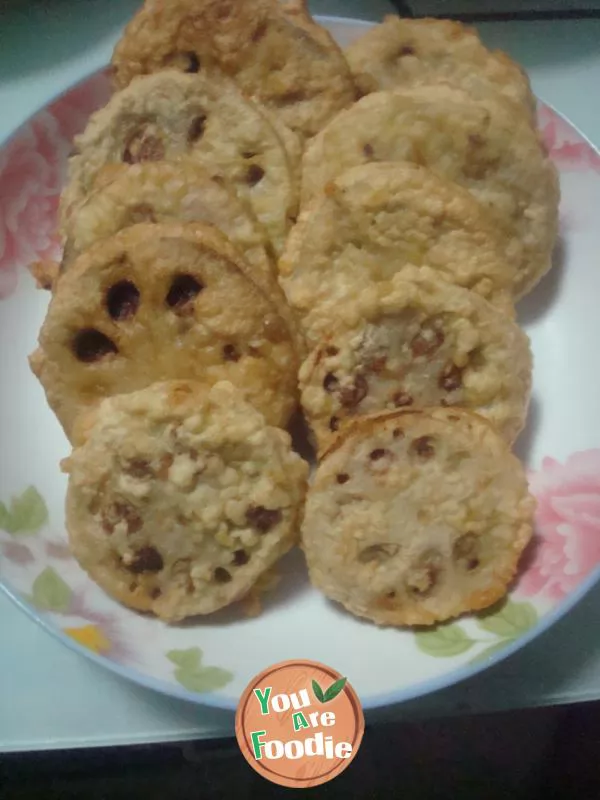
[415,624,474,657]
[167,648,202,671]
[414,599,539,664]
[31,567,72,612]
[477,599,538,638]
[0,487,48,535]
[167,647,233,693]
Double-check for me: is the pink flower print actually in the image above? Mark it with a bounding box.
[0,70,111,302]
[538,103,600,173]
[46,539,73,560]
[519,450,600,601]
[1,541,34,565]
[0,115,66,299]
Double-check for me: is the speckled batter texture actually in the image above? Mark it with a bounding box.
[346,16,536,119]
[111,0,356,139]
[60,70,298,255]
[64,380,308,621]
[63,160,274,280]
[299,266,532,450]
[302,407,535,626]
[301,85,560,298]
[279,161,516,346]
[30,222,299,439]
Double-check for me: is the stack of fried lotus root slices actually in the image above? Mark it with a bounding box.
[29,6,556,627]
[285,16,558,626]
[28,0,359,621]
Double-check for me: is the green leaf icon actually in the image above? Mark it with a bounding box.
[323,677,347,703]
[415,623,474,658]
[312,679,325,703]
[0,487,48,535]
[167,648,233,694]
[31,567,72,612]
[167,648,202,671]
[469,640,515,665]
[477,599,538,638]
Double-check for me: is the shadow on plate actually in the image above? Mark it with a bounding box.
[517,234,566,327]
[514,393,541,466]
[287,409,316,464]
[260,547,312,610]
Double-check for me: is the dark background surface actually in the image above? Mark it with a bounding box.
[391,0,600,19]
[3,703,600,799]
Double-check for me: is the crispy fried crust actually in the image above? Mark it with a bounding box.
[31,222,300,439]
[302,407,535,626]
[111,0,356,138]
[346,16,536,119]
[58,159,304,353]
[61,70,298,255]
[64,380,308,621]
[279,161,516,345]
[299,266,532,449]
[301,86,559,298]
[63,160,274,279]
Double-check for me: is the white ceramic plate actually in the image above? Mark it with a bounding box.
[2,17,600,711]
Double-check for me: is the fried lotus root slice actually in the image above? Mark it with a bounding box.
[301,85,559,298]
[59,160,304,353]
[279,161,516,344]
[299,266,532,450]
[302,407,535,626]
[30,222,299,439]
[28,260,60,291]
[60,70,298,255]
[111,0,355,139]
[64,380,308,621]
[62,160,275,279]
[345,16,536,120]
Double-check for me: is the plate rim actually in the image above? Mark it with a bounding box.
[3,559,600,712]
[2,14,600,713]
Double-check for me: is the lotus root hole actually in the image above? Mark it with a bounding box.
[106,280,140,321]
[72,329,118,363]
[166,274,204,311]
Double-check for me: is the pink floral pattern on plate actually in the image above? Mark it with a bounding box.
[0,71,110,299]
[519,450,600,601]
[538,102,600,173]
